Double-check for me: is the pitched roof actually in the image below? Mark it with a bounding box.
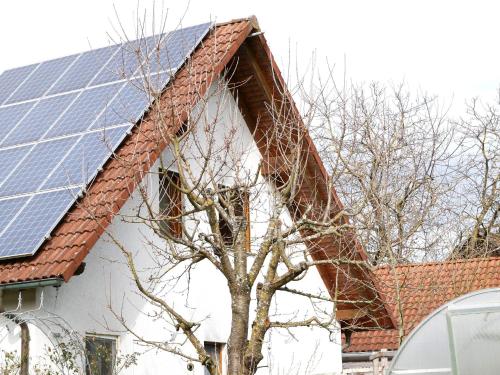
[0,17,393,329]
[344,256,500,352]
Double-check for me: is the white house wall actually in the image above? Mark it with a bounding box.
[0,79,342,375]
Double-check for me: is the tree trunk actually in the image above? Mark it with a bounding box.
[20,322,30,375]
[227,290,250,375]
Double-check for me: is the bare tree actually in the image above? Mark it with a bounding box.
[76,20,384,375]
[450,97,499,258]
[305,76,456,264]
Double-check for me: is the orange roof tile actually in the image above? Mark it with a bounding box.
[344,257,500,352]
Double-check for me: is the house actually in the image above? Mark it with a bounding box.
[342,257,500,374]
[0,17,391,374]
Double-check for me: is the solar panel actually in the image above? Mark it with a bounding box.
[6,54,77,104]
[0,197,30,235]
[0,64,38,105]
[43,127,127,189]
[46,83,123,137]
[0,137,76,196]
[90,38,151,86]
[148,23,212,75]
[0,21,212,260]
[0,102,36,142]
[49,45,119,95]
[1,93,78,147]
[94,79,152,129]
[0,189,80,259]
[0,146,31,183]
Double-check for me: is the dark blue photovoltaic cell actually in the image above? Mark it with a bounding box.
[0,146,30,184]
[45,82,123,138]
[0,137,75,196]
[93,79,151,128]
[6,54,77,104]
[0,64,38,105]
[0,197,29,234]
[43,127,126,189]
[49,45,119,95]
[0,102,35,142]
[1,93,77,147]
[0,188,80,258]
[149,23,211,74]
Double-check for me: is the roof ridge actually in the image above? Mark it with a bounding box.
[216,16,260,30]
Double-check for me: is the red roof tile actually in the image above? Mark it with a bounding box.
[344,257,500,352]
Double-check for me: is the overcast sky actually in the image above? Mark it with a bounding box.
[1,0,499,112]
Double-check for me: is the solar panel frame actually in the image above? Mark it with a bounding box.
[0,21,213,261]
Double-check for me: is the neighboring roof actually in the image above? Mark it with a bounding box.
[344,256,500,352]
[0,17,392,329]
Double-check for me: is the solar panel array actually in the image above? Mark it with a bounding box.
[0,22,212,259]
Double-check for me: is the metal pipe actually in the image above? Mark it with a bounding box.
[0,278,62,290]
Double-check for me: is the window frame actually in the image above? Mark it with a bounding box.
[217,185,250,251]
[84,334,117,375]
[204,341,225,375]
[159,168,183,239]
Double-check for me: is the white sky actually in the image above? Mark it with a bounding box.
[1,0,499,112]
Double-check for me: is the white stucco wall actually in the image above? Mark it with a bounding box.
[0,79,342,375]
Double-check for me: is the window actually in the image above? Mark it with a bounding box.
[159,169,183,238]
[85,335,116,375]
[218,186,250,251]
[204,341,225,375]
